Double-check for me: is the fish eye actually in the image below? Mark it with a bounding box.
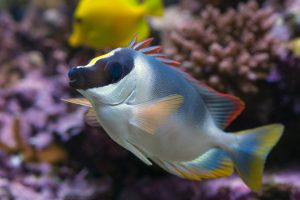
[75,17,82,24]
[106,62,124,83]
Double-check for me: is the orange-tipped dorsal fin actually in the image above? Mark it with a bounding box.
[128,35,180,67]
[184,74,245,129]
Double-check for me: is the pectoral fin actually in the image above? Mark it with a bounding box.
[62,98,92,107]
[62,98,99,127]
[130,94,183,135]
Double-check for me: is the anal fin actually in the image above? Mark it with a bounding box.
[124,140,152,166]
[153,148,233,180]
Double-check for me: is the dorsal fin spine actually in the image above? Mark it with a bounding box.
[128,35,181,67]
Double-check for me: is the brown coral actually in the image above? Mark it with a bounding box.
[164,1,281,96]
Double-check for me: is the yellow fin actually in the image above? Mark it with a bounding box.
[130,94,183,135]
[62,98,92,107]
[230,124,284,191]
[85,108,100,127]
[153,149,234,180]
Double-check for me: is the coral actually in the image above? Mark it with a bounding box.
[0,166,113,200]
[197,170,300,200]
[0,12,21,66]
[0,5,115,199]
[0,56,86,161]
[117,170,300,200]
[163,1,281,97]
[0,7,87,167]
[180,0,267,13]
[0,5,123,199]
[269,0,300,41]
[268,51,300,117]
[0,116,67,164]
[267,0,300,14]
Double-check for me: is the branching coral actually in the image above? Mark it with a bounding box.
[163,1,281,97]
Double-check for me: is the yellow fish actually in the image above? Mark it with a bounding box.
[69,0,163,49]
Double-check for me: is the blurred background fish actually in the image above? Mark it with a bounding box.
[69,0,164,49]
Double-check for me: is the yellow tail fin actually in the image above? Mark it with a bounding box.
[229,124,284,190]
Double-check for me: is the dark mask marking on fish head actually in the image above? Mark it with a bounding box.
[68,48,134,90]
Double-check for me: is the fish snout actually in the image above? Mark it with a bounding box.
[68,67,85,89]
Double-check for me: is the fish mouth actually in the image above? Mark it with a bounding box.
[69,78,85,89]
[69,79,79,87]
[68,67,85,89]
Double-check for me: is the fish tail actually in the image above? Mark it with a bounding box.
[143,0,163,16]
[227,124,284,191]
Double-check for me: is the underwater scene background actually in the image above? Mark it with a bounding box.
[0,0,299,199]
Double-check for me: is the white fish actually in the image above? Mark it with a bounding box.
[64,36,284,190]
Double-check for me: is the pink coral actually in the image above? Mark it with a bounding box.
[163,1,281,97]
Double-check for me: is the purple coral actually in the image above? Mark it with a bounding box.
[0,5,89,165]
[116,170,300,200]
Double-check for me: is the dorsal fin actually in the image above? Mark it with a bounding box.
[129,35,243,129]
[184,73,244,129]
[128,35,180,67]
